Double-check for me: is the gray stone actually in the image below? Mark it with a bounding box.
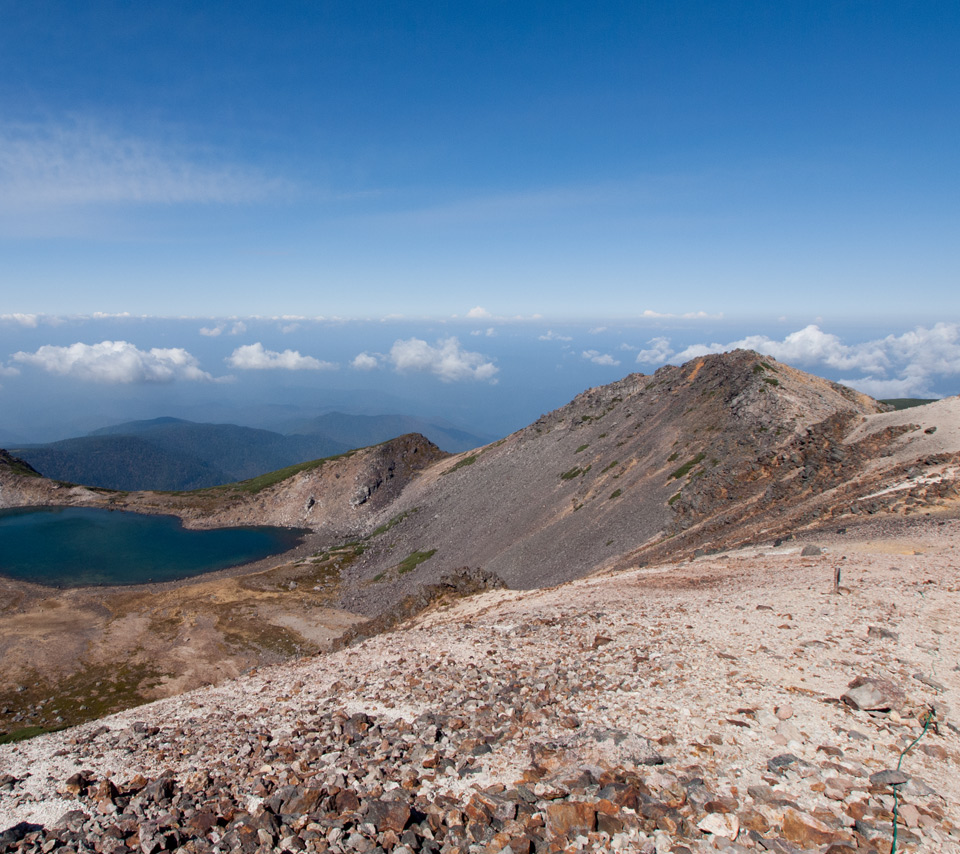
[840,677,904,711]
[913,672,946,691]
[853,818,891,844]
[766,753,801,773]
[867,626,899,641]
[756,837,801,853]
[869,769,909,787]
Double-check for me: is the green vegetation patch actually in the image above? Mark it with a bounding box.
[397,549,437,575]
[668,491,682,506]
[667,451,679,462]
[370,508,418,538]
[442,454,478,475]
[609,488,622,500]
[763,377,780,387]
[0,725,66,745]
[575,444,590,454]
[219,617,308,657]
[669,452,706,480]
[0,660,166,740]
[600,460,619,473]
[1,455,42,478]
[203,450,357,495]
[561,466,584,480]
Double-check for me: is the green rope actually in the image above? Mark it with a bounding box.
[890,708,936,853]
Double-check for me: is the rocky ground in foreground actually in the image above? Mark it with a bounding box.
[1,514,958,853]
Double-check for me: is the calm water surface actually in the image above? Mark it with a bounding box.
[0,506,305,587]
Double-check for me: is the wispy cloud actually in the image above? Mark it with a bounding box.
[353,337,498,382]
[226,343,336,371]
[0,119,284,212]
[635,323,960,398]
[0,313,40,327]
[12,340,213,383]
[539,330,573,342]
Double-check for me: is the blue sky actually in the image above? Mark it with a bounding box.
[1,3,958,441]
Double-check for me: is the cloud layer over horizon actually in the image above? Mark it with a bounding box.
[635,323,960,398]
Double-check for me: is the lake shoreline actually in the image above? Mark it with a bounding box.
[0,506,316,589]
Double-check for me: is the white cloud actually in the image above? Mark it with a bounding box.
[582,350,621,367]
[351,352,380,371]
[635,336,675,364]
[839,376,924,399]
[0,363,20,377]
[634,323,960,399]
[470,327,496,337]
[588,326,607,334]
[200,320,246,337]
[389,337,498,382]
[466,306,492,319]
[226,343,336,371]
[670,325,908,375]
[12,340,213,383]
[539,330,573,342]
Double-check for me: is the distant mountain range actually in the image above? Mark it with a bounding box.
[9,413,490,491]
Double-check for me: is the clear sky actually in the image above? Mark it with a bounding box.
[1,1,957,320]
[1,3,958,441]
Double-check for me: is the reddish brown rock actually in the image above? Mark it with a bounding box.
[704,796,739,813]
[186,810,219,836]
[544,801,596,839]
[739,808,770,833]
[365,798,411,833]
[334,788,360,813]
[781,807,843,847]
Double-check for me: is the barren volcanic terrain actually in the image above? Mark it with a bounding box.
[0,351,958,851]
[1,515,958,852]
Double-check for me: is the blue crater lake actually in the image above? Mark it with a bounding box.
[0,506,306,587]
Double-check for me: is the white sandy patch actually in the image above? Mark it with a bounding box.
[844,396,960,464]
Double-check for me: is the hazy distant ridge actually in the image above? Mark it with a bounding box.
[11,413,489,491]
